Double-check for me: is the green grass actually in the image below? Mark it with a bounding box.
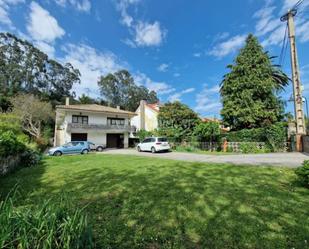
[0,154,308,249]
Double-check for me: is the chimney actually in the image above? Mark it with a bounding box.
[140,100,146,130]
[65,97,70,106]
[116,106,120,110]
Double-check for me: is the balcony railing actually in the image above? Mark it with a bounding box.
[67,123,136,132]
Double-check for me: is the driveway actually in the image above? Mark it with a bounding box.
[101,149,308,168]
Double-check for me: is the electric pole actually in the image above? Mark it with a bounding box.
[281,9,306,152]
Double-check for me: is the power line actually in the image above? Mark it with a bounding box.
[279,23,288,66]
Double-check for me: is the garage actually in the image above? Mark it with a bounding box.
[71,133,88,141]
[106,134,124,148]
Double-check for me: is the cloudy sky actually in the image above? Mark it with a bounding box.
[1,0,309,117]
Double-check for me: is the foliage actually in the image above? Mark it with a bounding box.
[136,129,153,141]
[295,160,309,188]
[0,32,80,103]
[20,148,41,168]
[0,131,26,158]
[0,189,93,249]
[1,155,308,248]
[0,113,22,134]
[239,142,267,154]
[11,94,54,140]
[158,101,199,142]
[193,121,221,142]
[98,70,159,111]
[0,95,12,113]
[220,34,288,130]
[223,122,287,152]
[78,94,97,104]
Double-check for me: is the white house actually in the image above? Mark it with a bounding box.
[131,100,161,132]
[54,98,136,148]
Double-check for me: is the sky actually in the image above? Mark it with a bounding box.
[0,0,309,118]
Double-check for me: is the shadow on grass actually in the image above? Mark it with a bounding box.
[1,155,309,248]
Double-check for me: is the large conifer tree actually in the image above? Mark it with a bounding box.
[220,34,288,130]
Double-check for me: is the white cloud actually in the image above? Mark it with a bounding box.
[195,84,221,115]
[193,52,201,57]
[27,2,65,43]
[157,63,168,72]
[54,0,91,12]
[168,88,195,102]
[0,0,24,28]
[116,0,140,27]
[115,0,167,47]
[35,41,55,57]
[62,43,125,97]
[208,35,247,58]
[134,72,175,95]
[254,0,309,47]
[134,21,166,47]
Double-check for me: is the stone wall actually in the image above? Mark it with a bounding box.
[0,155,22,176]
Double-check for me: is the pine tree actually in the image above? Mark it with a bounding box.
[220,34,288,130]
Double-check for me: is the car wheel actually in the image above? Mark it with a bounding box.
[53,151,62,156]
[82,149,89,154]
[151,147,156,153]
[97,146,104,152]
[137,146,142,152]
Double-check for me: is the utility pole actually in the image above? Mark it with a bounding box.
[281,9,306,152]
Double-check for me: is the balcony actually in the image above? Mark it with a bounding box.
[67,123,136,133]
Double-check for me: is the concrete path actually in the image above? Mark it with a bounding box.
[101,149,309,168]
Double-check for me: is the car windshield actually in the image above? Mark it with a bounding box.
[158,137,168,142]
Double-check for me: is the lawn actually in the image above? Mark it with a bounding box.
[0,154,308,249]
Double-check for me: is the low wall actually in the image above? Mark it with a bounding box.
[302,135,309,153]
[0,155,22,176]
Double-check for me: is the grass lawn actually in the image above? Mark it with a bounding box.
[1,154,308,249]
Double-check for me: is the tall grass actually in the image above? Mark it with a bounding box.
[0,188,93,249]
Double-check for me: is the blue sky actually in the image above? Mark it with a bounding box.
[1,0,309,118]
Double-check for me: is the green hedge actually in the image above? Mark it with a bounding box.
[222,122,287,152]
[295,160,309,188]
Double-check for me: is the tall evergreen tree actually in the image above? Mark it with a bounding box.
[220,34,288,130]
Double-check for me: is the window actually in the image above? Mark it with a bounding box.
[72,115,88,124]
[107,118,125,126]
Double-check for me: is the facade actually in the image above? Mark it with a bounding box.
[54,98,136,148]
[131,100,161,132]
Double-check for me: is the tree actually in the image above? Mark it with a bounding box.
[193,121,221,142]
[78,94,97,104]
[157,101,199,142]
[10,94,54,140]
[0,95,13,113]
[220,34,288,130]
[98,70,159,111]
[0,33,80,103]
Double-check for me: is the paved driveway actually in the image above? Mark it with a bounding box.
[101,149,308,168]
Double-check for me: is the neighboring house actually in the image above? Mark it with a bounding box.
[54,98,136,148]
[201,117,231,132]
[131,100,161,132]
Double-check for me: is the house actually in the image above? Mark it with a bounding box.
[201,117,230,132]
[54,98,136,148]
[131,100,161,132]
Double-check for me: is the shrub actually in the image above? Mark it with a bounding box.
[295,160,309,188]
[0,131,26,158]
[0,189,94,249]
[239,142,265,154]
[136,129,153,141]
[20,148,41,167]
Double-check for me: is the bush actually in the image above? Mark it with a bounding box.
[239,142,265,154]
[0,131,26,158]
[295,160,309,188]
[136,129,154,141]
[0,189,94,249]
[20,148,41,167]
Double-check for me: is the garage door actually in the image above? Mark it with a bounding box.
[71,133,88,141]
[106,134,124,148]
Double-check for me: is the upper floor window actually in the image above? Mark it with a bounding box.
[107,118,125,126]
[72,115,88,124]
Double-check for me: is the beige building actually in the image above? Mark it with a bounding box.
[54,98,136,148]
[131,100,161,132]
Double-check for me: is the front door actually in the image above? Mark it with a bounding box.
[71,133,88,141]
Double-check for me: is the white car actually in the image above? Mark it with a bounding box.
[137,137,171,153]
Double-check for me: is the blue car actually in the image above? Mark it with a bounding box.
[48,141,90,156]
